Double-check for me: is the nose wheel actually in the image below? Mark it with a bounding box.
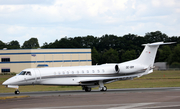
[15,89,20,95]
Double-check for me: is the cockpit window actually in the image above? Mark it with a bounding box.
[19,71,31,75]
[26,72,31,75]
[19,71,26,75]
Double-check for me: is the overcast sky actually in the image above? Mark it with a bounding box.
[0,0,180,46]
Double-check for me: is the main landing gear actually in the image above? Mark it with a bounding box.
[15,89,20,95]
[99,81,107,92]
[82,86,107,92]
[82,86,92,92]
[82,81,108,92]
[99,86,107,91]
[85,87,92,92]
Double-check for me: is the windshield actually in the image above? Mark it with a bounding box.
[19,71,31,75]
[19,71,26,75]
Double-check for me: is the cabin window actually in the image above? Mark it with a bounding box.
[126,66,129,69]
[102,69,105,73]
[58,72,61,75]
[97,70,100,73]
[63,71,65,75]
[72,71,74,74]
[77,71,79,74]
[87,70,89,73]
[82,71,84,73]
[26,71,31,75]
[92,70,95,73]
[67,71,69,74]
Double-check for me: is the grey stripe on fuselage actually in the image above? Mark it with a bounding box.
[41,73,138,79]
[21,70,145,82]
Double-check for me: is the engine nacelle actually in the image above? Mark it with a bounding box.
[115,64,146,74]
[115,65,120,73]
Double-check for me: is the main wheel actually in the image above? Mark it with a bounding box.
[15,90,20,95]
[85,87,91,92]
[103,86,107,91]
[100,86,107,91]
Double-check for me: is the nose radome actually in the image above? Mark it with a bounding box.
[2,80,8,85]
[2,77,14,85]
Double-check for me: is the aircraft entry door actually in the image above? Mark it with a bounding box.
[34,69,41,84]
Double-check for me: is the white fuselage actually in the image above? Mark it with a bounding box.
[2,61,147,86]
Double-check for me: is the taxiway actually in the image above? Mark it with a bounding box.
[1,87,180,109]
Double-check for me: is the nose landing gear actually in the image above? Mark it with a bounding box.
[15,89,20,95]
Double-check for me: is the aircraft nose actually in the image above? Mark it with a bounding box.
[2,80,8,85]
[2,80,10,85]
[2,77,14,85]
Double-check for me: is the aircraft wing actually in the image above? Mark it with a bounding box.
[79,74,139,86]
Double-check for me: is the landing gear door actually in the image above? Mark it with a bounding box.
[34,69,41,84]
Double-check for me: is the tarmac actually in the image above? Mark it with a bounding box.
[1,87,180,109]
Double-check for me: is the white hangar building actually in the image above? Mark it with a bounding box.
[0,48,91,73]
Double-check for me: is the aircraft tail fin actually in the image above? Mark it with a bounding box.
[136,42,175,67]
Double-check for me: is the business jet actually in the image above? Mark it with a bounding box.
[2,42,174,94]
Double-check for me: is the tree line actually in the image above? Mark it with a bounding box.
[0,31,180,67]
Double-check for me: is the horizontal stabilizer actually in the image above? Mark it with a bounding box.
[142,42,176,46]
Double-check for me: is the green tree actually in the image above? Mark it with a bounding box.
[41,42,49,48]
[122,34,139,50]
[0,40,6,49]
[22,38,40,49]
[73,36,84,48]
[82,35,98,48]
[58,37,74,48]
[170,62,180,68]
[157,45,171,62]
[35,32,180,64]
[7,40,20,49]
[144,31,169,43]
[168,44,180,64]
[92,47,99,65]
[121,50,137,62]
[101,48,119,64]
[97,34,119,51]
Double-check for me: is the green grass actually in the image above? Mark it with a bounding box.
[1,70,180,93]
